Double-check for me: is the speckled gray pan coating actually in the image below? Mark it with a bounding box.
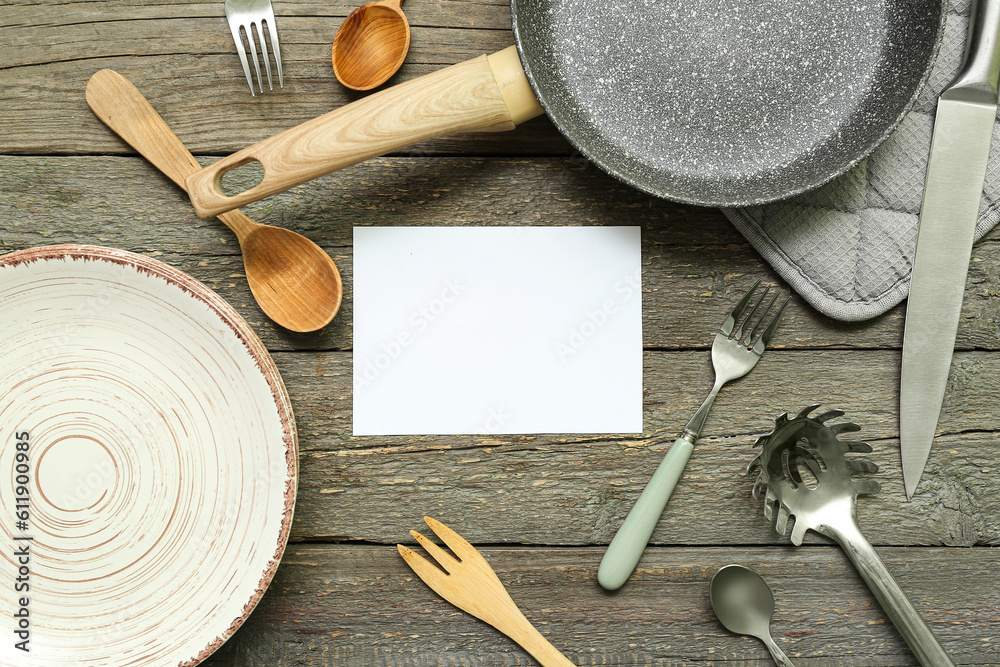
[511,0,946,207]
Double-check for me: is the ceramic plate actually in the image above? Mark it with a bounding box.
[0,246,296,666]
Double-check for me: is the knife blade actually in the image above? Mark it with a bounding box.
[900,0,1000,500]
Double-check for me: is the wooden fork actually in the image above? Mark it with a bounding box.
[397,517,576,667]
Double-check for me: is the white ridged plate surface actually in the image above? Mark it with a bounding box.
[0,246,296,666]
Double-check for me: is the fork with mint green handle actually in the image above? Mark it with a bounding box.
[598,281,789,591]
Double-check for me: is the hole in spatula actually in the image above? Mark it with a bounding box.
[220,159,265,197]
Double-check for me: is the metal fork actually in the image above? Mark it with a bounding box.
[225,0,283,96]
[398,517,575,667]
[597,280,789,591]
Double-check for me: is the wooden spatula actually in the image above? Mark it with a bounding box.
[397,517,576,666]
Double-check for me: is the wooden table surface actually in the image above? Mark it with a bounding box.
[4,1,1000,665]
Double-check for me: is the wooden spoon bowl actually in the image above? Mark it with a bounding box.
[332,0,411,91]
[86,69,343,333]
[242,225,343,330]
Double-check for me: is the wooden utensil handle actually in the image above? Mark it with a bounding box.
[85,69,255,237]
[497,606,577,667]
[86,69,202,189]
[184,46,543,218]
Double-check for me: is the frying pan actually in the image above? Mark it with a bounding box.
[185,0,946,218]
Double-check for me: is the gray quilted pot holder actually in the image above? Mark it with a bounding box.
[723,0,1000,322]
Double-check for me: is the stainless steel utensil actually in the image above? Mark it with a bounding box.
[225,0,283,95]
[900,0,1000,500]
[711,565,795,667]
[598,281,789,591]
[748,406,954,667]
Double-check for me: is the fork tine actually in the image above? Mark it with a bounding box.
[228,23,256,95]
[226,0,282,95]
[410,529,461,572]
[746,290,779,342]
[263,7,282,88]
[752,294,790,353]
[733,286,772,341]
[719,279,761,336]
[243,24,264,94]
[253,20,273,91]
[423,516,482,562]
[397,544,452,593]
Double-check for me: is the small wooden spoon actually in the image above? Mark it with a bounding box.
[332,0,411,91]
[85,69,342,333]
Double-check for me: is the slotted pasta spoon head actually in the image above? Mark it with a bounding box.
[746,406,954,667]
[747,405,880,544]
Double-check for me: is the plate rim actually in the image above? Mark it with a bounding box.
[0,244,298,666]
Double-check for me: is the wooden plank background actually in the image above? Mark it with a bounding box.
[2,1,999,665]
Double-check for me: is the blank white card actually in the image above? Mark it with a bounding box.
[353,226,642,435]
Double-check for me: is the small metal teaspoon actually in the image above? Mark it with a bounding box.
[710,564,795,667]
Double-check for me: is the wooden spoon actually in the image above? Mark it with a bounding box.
[85,69,342,333]
[332,0,411,91]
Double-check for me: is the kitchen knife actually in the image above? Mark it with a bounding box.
[900,0,1000,500]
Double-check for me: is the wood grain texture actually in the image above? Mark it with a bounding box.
[198,544,1000,666]
[265,349,1000,548]
[4,1,1000,664]
[398,517,576,666]
[184,51,525,217]
[85,69,344,331]
[0,0,564,156]
[331,0,411,91]
[6,156,1000,353]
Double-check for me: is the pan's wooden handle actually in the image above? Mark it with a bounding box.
[185,45,543,218]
